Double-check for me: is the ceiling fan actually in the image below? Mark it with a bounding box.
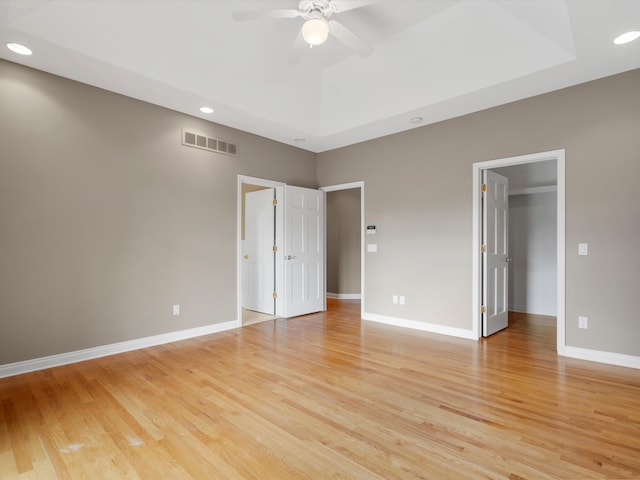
[232,0,376,62]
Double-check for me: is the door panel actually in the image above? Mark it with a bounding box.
[285,186,324,317]
[243,188,275,314]
[483,170,509,336]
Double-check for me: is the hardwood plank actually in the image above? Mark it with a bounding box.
[1,301,639,479]
[2,399,33,474]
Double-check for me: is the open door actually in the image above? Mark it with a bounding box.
[284,185,324,317]
[243,188,275,315]
[482,170,509,336]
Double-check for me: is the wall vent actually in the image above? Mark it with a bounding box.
[182,130,238,157]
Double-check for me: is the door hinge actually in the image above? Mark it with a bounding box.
[481,305,487,314]
[273,198,278,206]
[481,243,487,253]
[273,245,278,253]
[273,292,278,300]
[481,183,487,193]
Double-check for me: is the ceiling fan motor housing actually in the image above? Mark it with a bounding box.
[299,0,334,19]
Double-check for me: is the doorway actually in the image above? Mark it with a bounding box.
[237,176,327,325]
[242,186,277,325]
[492,161,558,319]
[243,186,275,315]
[320,182,365,316]
[472,150,565,353]
[237,176,284,326]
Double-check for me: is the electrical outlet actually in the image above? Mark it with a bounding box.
[392,295,398,304]
[399,296,405,305]
[173,304,180,316]
[578,316,588,329]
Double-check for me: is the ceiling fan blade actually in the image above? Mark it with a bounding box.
[232,9,300,21]
[287,31,308,65]
[331,1,380,13]
[328,20,373,58]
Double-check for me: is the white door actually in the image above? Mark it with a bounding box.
[482,170,509,336]
[284,186,324,317]
[243,189,275,314]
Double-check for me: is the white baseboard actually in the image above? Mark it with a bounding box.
[509,306,557,317]
[327,292,362,300]
[0,320,238,379]
[362,312,476,340]
[362,314,640,369]
[6,317,636,381]
[561,346,640,370]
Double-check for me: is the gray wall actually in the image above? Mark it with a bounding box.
[508,192,557,316]
[0,59,316,365]
[2,58,639,365]
[326,189,361,295]
[317,68,640,357]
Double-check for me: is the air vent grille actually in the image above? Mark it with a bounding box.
[182,130,238,157]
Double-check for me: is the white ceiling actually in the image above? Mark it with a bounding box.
[1,0,639,153]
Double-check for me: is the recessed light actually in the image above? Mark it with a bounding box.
[294,138,306,143]
[613,31,640,45]
[410,117,423,124]
[6,43,32,55]
[199,106,214,114]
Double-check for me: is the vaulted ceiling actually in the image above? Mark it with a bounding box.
[1,1,639,152]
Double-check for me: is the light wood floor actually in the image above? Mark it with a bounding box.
[1,300,639,479]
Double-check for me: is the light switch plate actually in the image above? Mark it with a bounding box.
[367,244,377,252]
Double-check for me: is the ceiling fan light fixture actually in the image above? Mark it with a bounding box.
[301,16,329,46]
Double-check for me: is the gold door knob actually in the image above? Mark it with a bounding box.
[243,254,249,259]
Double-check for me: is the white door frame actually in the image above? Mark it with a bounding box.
[472,150,565,353]
[237,175,285,325]
[319,182,365,317]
